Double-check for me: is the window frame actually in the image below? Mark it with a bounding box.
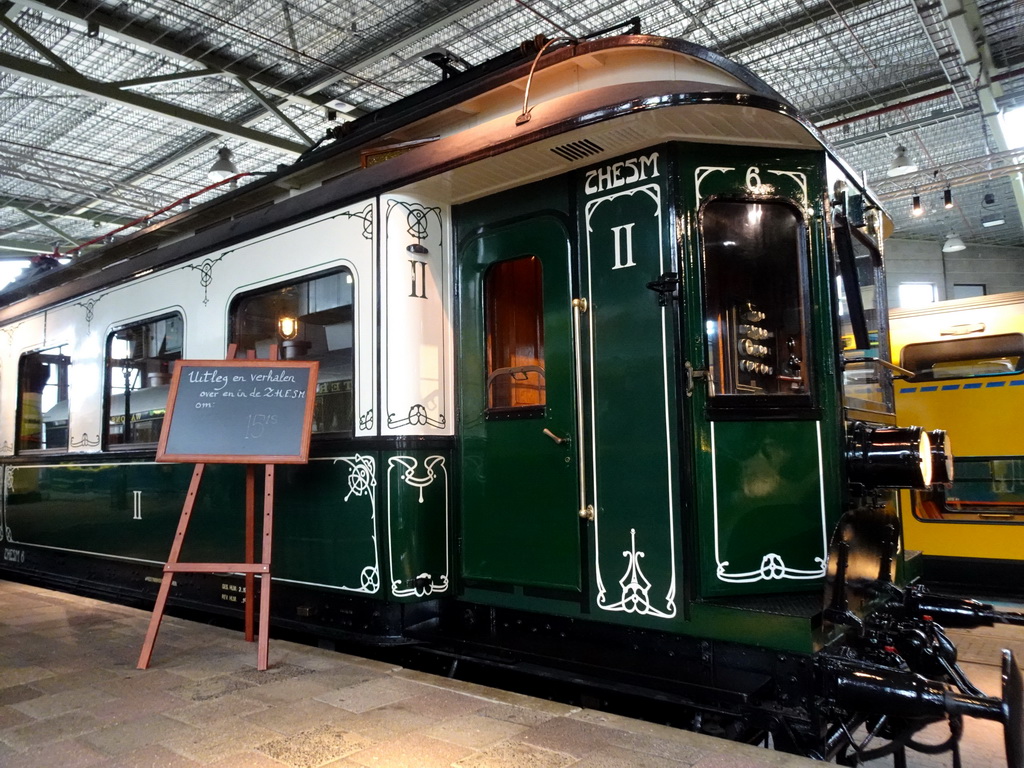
[483,254,547,420]
[833,209,895,417]
[228,266,356,439]
[102,312,184,451]
[15,345,71,454]
[900,333,1024,382]
[698,196,815,411]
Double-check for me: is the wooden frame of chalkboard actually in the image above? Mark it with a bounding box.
[156,359,320,463]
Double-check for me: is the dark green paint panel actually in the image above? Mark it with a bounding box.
[5,453,452,604]
[670,143,843,601]
[688,602,819,654]
[700,421,826,597]
[5,463,246,564]
[579,150,682,623]
[384,452,450,599]
[457,189,581,592]
[274,457,380,594]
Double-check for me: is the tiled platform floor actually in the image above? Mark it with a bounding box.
[0,579,821,768]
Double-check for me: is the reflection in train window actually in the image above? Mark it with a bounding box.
[834,214,893,415]
[485,256,545,413]
[900,333,1024,381]
[915,457,1024,521]
[17,345,70,452]
[230,268,354,436]
[701,201,809,398]
[105,313,183,447]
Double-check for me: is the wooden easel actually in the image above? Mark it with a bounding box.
[138,345,280,671]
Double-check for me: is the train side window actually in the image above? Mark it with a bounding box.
[229,268,354,436]
[900,333,1024,381]
[701,200,810,400]
[16,345,70,452]
[484,255,545,415]
[105,313,183,448]
[916,457,1024,520]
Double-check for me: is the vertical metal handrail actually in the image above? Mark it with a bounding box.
[572,297,594,521]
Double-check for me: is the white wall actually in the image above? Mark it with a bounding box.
[885,238,1024,308]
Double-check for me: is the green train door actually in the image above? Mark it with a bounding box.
[681,148,834,598]
[457,209,581,592]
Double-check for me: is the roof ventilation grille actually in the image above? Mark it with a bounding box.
[550,138,604,162]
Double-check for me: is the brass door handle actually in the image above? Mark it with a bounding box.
[542,428,569,446]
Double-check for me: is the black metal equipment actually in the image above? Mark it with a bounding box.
[822,510,1024,767]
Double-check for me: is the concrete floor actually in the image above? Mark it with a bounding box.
[1,578,1020,768]
[0,579,821,768]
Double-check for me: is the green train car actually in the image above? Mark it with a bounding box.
[1,32,1021,766]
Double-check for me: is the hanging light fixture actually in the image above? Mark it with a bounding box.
[886,145,918,177]
[911,193,923,217]
[942,232,966,252]
[943,187,953,209]
[207,147,239,182]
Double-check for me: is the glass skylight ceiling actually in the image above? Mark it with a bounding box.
[0,0,1022,282]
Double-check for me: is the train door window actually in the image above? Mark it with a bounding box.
[104,313,184,448]
[484,255,545,415]
[702,200,810,401]
[16,345,70,452]
[834,214,894,415]
[230,268,354,436]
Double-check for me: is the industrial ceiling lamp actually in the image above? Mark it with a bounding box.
[942,231,966,252]
[886,145,918,177]
[207,147,239,182]
[943,187,953,209]
[911,193,923,217]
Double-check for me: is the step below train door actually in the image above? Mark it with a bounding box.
[683,151,835,599]
[457,197,581,595]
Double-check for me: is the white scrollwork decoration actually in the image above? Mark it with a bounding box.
[766,170,809,211]
[342,454,376,502]
[332,454,379,594]
[716,554,826,584]
[598,529,675,618]
[360,566,379,592]
[387,404,445,430]
[710,422,829,584]
[387,455,449,598]
[694,166,735,204]
[390,455,444,503]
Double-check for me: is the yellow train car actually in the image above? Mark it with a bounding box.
[890,291,1024,590]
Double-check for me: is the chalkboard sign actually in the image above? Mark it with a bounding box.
[156,359,319,463]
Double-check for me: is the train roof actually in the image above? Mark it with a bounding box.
[0,33,884,325]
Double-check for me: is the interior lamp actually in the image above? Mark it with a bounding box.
[208,147,239,182]
[942,232,966,253]
[886,145,918,177]
[277,316,299,340]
